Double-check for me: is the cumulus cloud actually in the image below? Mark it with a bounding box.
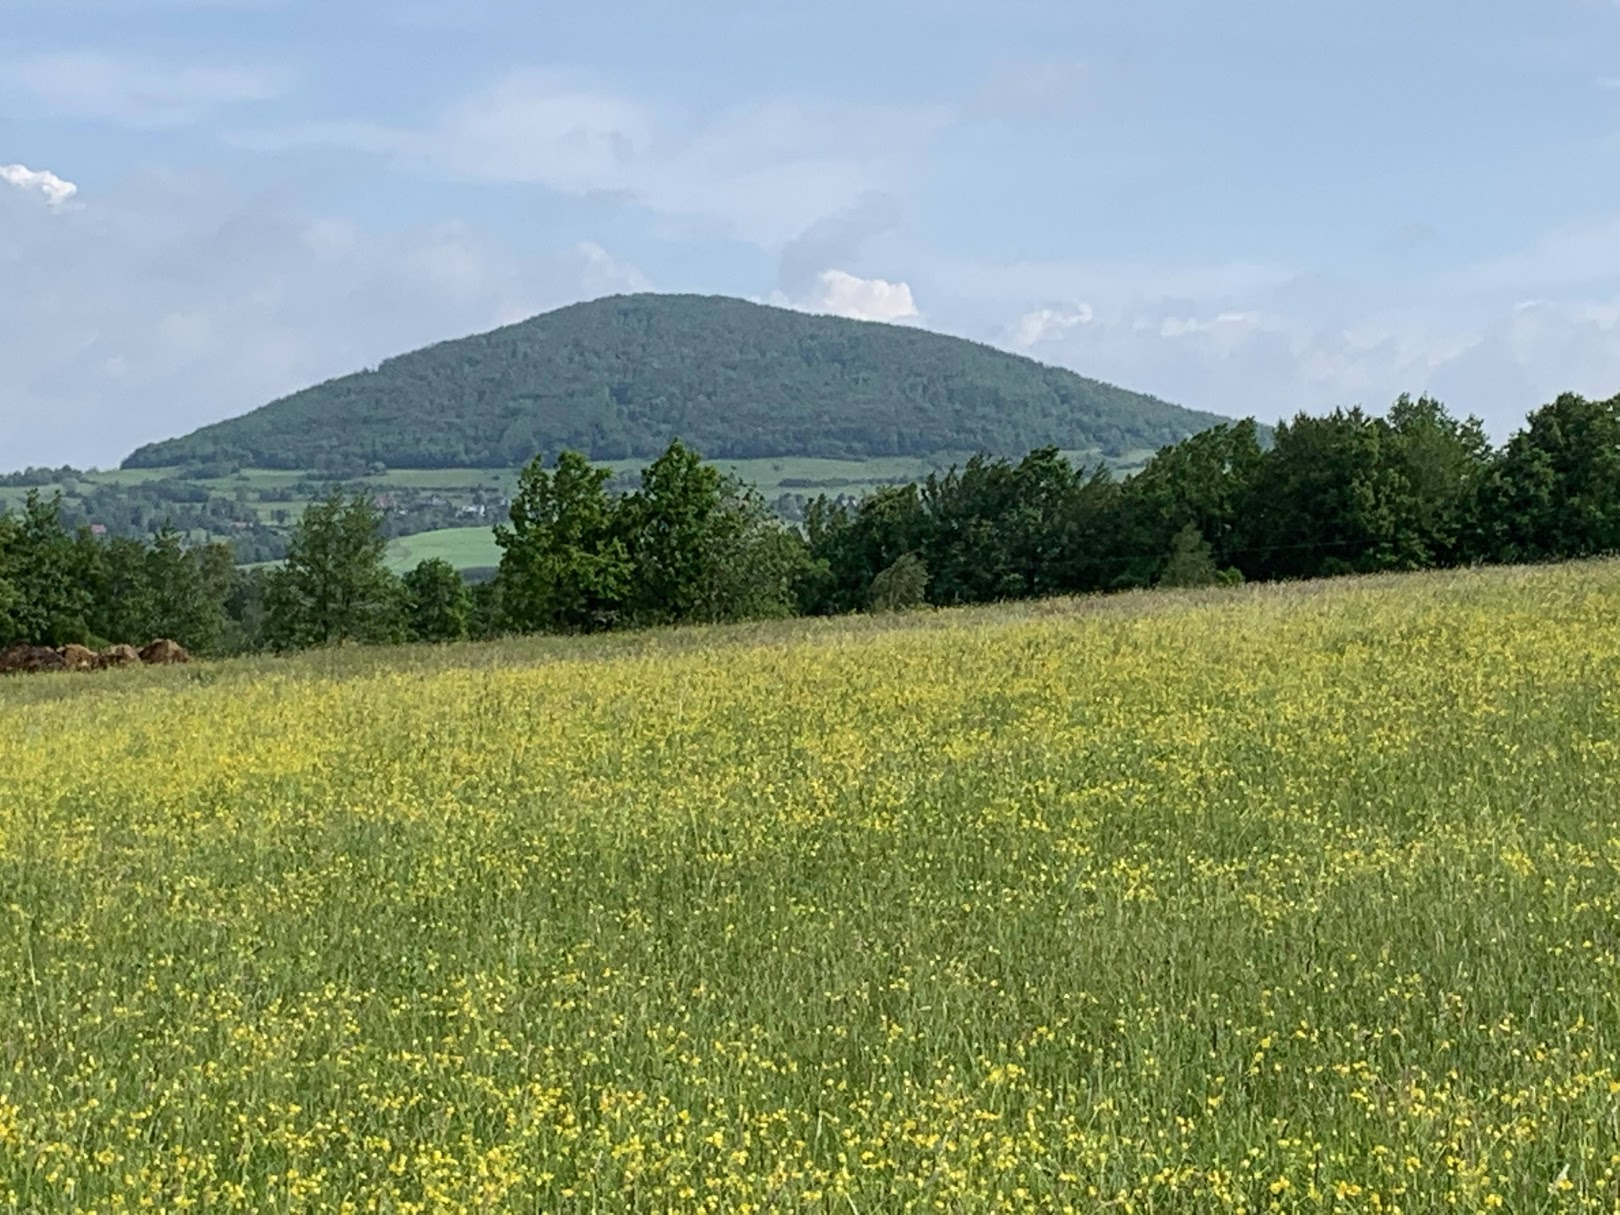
[0,162,77,205]
[778,270,920,325]
[0,170,650,468]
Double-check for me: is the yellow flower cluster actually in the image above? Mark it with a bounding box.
[4,564,1620,1211]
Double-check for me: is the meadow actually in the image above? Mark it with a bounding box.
[3,563,1620,1211]
[383,528,503,576]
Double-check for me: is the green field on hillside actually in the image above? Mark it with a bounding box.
[5,562,1620,1208]
[384,526,502,574]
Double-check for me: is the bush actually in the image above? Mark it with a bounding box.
[868,552,929,613]
[1158,524,1220,589]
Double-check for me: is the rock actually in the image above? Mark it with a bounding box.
[57,644,98,671]
[0,644,68,675]
[138,639,191,666]
[97,644,142,669]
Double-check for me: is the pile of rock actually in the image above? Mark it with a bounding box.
[0,639,192,676]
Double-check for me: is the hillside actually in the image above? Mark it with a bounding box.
[123,294,1231,470]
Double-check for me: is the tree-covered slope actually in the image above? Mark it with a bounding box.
[124,294,1232,470]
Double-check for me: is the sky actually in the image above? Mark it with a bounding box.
[5,0,1620,469]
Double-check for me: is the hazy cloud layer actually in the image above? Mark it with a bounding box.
[3,50,289,127]
[0,174,647,468]
[976,270,1620,439]
[242,73,951,248]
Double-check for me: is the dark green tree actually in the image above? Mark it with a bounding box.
[1242,409,1413,579]
[919,454,1031,605]
[0,511,18,645]
[1477,392,1620,562]
[685,479,811,623]
[221,566,273,655]
[0,492,95,646]
[619,440,725,626]
[468,577,506,641]
[1114,421,1264,586]
[618,441,809,626]
[145,527,233,653]
[264,491,405,649]
[495,451,631,634]
[1378,394,1493,568]
[403,558,472,642]
[800,484,927,615]
[86,535,156,646]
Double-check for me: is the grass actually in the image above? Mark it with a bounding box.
[384,526,503,573]
[7,563,1620,1210]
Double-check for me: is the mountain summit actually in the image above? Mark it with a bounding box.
[123,294,1231,470]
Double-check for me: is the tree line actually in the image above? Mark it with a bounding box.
[4,389,1620,658]
[801,390,1620,610]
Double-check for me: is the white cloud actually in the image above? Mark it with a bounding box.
[3,50,287,127]
[1157,311,1260,342]
[0,162,77,205]
[428,74,656,190]
[1006,304,1093,349]
[0,170,650,468]
[777,269,921,324]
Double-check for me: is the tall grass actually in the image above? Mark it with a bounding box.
[3,564,1620,1210]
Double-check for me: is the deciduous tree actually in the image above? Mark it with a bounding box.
[264,491,404,649]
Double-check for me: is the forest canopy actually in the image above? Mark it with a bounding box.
[121,294,1232,471]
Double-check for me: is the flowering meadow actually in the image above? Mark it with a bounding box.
[4,564,1620,1212]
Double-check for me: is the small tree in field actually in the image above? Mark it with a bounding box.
[868,552,929,612]
[264,491,405,649]
[1153,524,1237,589]
[1158,523,1221,589]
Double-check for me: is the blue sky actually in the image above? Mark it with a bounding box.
[5,0,1620,467]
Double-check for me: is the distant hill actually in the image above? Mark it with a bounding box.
[124,294,1233,471]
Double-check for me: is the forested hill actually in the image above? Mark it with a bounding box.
[122,294,1232,470]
